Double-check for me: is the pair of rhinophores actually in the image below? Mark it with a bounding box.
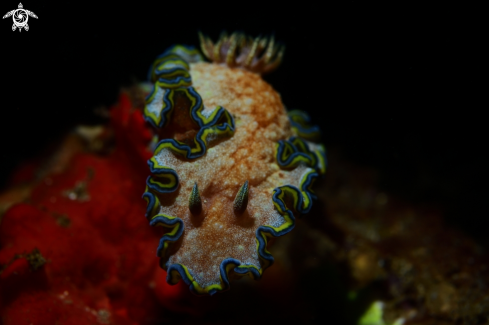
[142,32,327,295]
[189,180,248,215]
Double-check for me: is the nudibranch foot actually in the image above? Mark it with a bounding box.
[142,35,326,294]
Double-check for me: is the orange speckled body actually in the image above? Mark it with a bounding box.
[143,35,326,294]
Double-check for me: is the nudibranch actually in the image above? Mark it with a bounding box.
[142,32,327,295]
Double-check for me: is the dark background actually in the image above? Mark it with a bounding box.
[1,3,485,244]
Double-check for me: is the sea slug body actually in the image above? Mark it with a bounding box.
[142,33,327,295]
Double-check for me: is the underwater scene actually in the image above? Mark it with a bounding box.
[1,4,486,325]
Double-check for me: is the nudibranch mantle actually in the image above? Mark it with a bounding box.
[143,37,326,295]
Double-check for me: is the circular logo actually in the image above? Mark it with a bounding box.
[13,9,27,27]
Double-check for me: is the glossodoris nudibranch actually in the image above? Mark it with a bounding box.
[142,32,326,295]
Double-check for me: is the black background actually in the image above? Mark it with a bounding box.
[0,3,486,244]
